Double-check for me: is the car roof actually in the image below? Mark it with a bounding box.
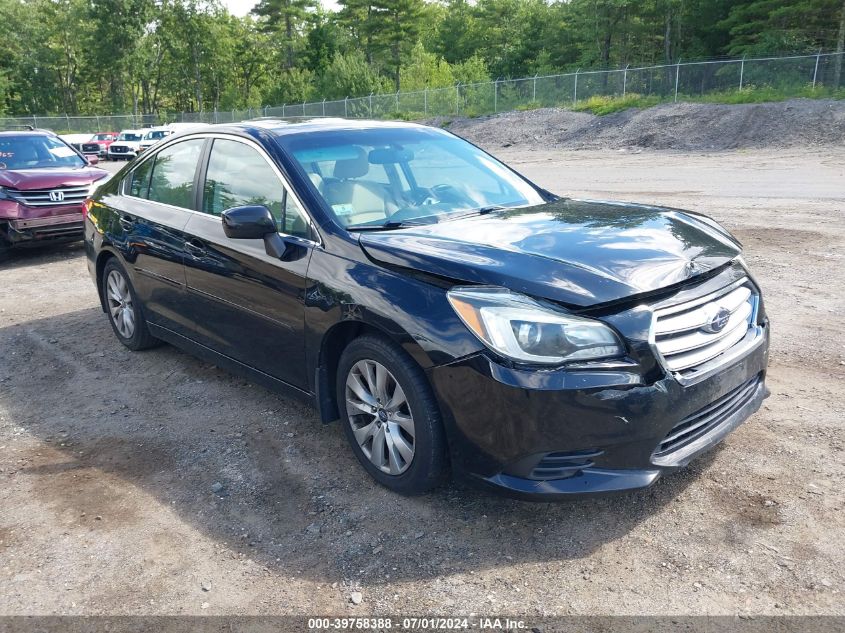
[0,129,56,137]
[209,117,429,139]
[118,129,144,134]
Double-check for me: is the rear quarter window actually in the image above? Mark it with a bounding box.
[146,139,205,209]
[127,158,155,198]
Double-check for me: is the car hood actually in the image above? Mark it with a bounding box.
[0,167,108,190]
[358,198,742,308]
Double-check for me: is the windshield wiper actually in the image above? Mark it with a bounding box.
[476,205,507,214]
[347,220,428,231]
[347,207,508,231]
[440,205,508,223]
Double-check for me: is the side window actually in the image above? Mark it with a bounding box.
[202,138,311,239]
[146,139,205,209]
[282,193,311,240]
[127,157,155,198]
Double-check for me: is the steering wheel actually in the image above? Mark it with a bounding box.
[431,183,475,204]
[388,184,478,223]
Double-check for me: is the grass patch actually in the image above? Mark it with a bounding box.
[693,84,845,105]
[571,93,662,115]
[393,83,845,121]
[381,110,426,121]
[515,101,543,111]
[565,85,845,116]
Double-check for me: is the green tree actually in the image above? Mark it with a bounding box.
[319,50,389,99]
[720,0,843,55]
[252,0,317,68]
[341,0,424,90]
[88,0,155,113]
[303,10,339,75]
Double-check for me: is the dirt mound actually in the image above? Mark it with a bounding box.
[443,98,845,151]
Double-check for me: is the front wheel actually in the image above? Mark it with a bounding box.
[0,233,11,261]
[102,259,160,351]
[337,336,449,495]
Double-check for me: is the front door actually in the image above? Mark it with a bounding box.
[181,136,316,390]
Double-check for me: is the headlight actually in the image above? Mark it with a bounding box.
[447,287,625,365]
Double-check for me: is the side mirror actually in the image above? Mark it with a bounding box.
[220,205,310,261]
[221,205,277,239]
[87,155,99,165]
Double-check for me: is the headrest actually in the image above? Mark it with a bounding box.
[332,146,368,180]
[308,172,324,192]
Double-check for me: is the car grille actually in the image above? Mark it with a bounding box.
[110,145,128,153]
[652,279,758,378]
[5,185,90,207]
[529,449,603,480]
[82,142,101,153]
[653,373,761,457]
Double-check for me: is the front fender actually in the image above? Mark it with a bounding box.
[304,249,484,421]
[306,250,483,369]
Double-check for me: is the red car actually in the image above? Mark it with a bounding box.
[0,128,108,256]
[83,132,118,158]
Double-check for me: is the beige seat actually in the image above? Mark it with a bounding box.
[308,172,325,194]
[324,147,395,225]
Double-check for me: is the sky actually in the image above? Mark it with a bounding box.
[223,0,340,17]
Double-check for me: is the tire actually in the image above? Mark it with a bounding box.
[0,233,11,262]
[336,335,449,495]
[102,258,160,351]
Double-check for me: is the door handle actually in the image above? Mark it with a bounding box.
[118,215,135,231]
[184,239,207,258]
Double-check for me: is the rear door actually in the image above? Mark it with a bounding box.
[115,137,206,334]
[181,135,317,390]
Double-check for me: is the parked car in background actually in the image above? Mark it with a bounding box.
[59,133,94,153]
[108,130,144,160]
[137,127,172,154]
[84,119,769,499]
[86,132,118,158]
[1,128,108,256]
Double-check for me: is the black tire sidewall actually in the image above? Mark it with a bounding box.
[102,259,152,350]
[336,336,447,495]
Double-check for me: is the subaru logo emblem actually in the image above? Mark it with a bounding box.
[703,307,731,333]
[49,190,65,202]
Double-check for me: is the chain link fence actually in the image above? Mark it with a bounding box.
[1,51,842,134]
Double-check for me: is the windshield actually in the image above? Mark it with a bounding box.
[118,132,142,142]
[143,131,167,140]
[0,134,86,170]
[94,133,114,141]
[281,127,545,228]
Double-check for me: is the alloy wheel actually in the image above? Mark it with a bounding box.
[345,359,416,475]
[106,269,135,339]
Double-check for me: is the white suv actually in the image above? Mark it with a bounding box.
[137,127,172,154]
[107,130,144,161]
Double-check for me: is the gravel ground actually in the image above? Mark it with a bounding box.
[0,146,843,617]
[442,98,845,151]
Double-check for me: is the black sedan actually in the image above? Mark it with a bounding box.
[83,119,769,499]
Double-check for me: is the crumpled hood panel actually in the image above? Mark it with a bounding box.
[0,167,107,190]
[359,198,742,307]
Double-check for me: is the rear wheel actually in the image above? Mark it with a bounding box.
[336,336,448,495]
[102,259,160,351]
